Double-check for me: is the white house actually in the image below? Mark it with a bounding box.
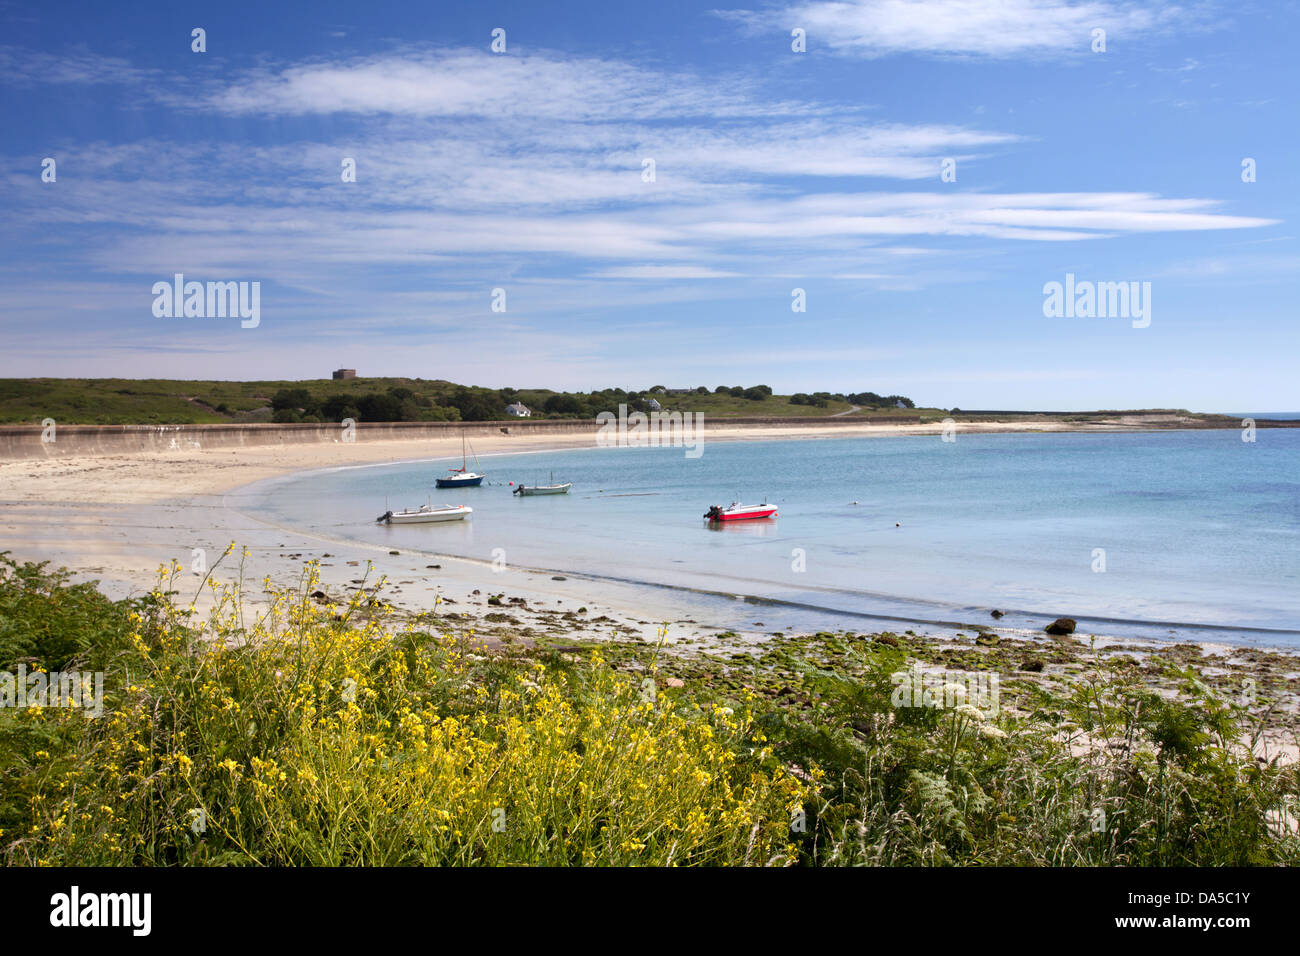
[505,402,531,417]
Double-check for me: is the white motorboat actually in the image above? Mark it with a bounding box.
[513,471,572,496]
[515,483,572,496]
[377,502,472,524]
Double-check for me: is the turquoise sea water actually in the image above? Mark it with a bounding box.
[238,430,1300,646]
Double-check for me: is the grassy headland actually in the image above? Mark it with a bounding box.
[0,377,1274,430]
[0,377,903,425]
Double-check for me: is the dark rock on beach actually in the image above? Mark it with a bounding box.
[1045,618,1077,636]
[990,609,1004,619]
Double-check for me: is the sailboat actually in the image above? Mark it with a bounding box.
[513,471,572,496]
[437,433,485,488]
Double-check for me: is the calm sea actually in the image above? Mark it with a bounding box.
[238,429,1300,646]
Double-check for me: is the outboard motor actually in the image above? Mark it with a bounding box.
[376,510,393,523]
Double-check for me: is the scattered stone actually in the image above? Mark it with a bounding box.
[1021,659,1045,672]
[990,609,1004,619]
[975,633,1000,647]
[874,635,900,647]
[1045,617,1077,636]
[389,550,400,555]
[552,575,566,581]
[426,564,441,569]
[664,677,685,688]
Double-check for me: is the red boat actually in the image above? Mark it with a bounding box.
[704,501,778,522]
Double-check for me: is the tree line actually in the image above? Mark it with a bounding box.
[268,383,914,422]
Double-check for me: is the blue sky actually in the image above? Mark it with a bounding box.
[2,0,1297,410]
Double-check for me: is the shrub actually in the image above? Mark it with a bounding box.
[762,646,1300,866]
[6,559,805,866]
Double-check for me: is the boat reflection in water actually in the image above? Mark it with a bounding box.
[704,518,778,536]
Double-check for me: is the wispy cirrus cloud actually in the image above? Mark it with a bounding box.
[196,48,801,120]
[716,0,1205,59]
[588,265,745,279]
[0,44,160,85]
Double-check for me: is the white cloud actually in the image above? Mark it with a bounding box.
[201,48,791,120]
[0,45,158,85]
[0,39,1278,367]
[589,266,744,279]
[719,0,1196,58]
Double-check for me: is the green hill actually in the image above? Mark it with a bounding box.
[0,378,928,426]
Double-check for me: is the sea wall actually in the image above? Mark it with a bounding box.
[0,416,906,461]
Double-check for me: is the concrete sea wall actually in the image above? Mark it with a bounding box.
[0,416,903,460]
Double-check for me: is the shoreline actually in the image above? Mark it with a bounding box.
[3,418,1295,641]
[2,419,1297,757]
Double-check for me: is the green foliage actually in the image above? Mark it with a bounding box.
[0,377,930,424]
[764,649,1300,866]
[0,555,152,673]
[2,558,1295,867]
[0,555,161,844]
[2,561,803,866]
